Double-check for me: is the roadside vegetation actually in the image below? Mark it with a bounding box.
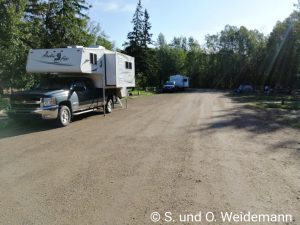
[128,89,155,97]
[1,0,300,92]
[231,94,299,109]
[0,98,9,128]
[0,98,8,111]
[230,93,300,129]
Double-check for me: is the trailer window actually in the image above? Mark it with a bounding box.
[90,53,97,65]
[90,53,93,64]
[125,61,132,70]
[94,54,97,64]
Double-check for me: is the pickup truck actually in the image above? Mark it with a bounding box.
[162,81,176,92]
[8,77,113,126]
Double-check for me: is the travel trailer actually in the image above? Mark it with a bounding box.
[169,75,189,89]
[163,75,189,92]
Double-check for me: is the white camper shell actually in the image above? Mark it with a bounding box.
[169,75,189,89]
[26,46,135,96]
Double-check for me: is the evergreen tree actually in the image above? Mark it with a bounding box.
[0,0,109,90]
[157,33,167,48]
[22,0,47,48]
[142,9,152,47]
[0,0,30,90]
[124,0,155,88]
[126,0,144,47]
[263,14,299,88]
[44,0,93,47]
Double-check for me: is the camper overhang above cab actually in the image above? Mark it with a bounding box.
[26,46,107,74]
[26,46,135,89]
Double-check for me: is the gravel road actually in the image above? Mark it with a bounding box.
[0,90,299,225]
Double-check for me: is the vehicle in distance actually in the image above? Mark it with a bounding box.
[169,75,189,90]
[162,75,189,93]
[163,81,176,92]
[235,84,254,94]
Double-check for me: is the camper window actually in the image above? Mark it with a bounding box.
[125,61,132,70]
[90,53,97,65]
[94,54,97,64]
[90,53,93,64]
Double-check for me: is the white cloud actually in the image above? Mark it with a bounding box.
[92,1,136,13]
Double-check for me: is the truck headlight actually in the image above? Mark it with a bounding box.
[43,97,56,107]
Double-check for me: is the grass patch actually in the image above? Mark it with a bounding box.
[0,119,10,129]
[230,93,300,129]
[128,89,155,97]
[231,93,300,110]
[291,122,300,129]
[256,101,300,110]
[0,98,8,110]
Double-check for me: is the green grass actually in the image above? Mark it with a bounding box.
[291,122,300,129]
[263,102,299,110]
[0,98,8,110]
[0,98,9,129]
[0,118,10,129]
[231,93,300,110]
[128,90,155,97]
[230,93,300,129]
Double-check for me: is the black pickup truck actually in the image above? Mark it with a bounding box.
[8,77,114,126]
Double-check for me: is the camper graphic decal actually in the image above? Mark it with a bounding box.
[36,51,73,66]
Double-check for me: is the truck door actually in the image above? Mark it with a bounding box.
[73,81,89,110]
[84,80,99,108]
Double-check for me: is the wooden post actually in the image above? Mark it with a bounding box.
[102,75,106,117]
[126,91,128,109]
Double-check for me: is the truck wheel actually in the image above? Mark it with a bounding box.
[105,98,113,113]
[57,105,71,127]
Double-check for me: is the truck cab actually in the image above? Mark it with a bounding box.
[163,81,176,92]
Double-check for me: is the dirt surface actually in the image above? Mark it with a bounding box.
[0,90,299,225]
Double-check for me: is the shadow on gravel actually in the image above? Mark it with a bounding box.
[0,111,104,140]
[195,104,299,135]
[0,119,59,139]
[270,140,300,153]
[159,88,225,95]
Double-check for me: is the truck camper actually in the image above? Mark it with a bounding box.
[8,46,135,126]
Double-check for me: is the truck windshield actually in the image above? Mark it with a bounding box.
[165,81,174,85]
[35,78,73,90]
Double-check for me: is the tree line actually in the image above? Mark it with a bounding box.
[125,1,300,90]
[0,0,112,91]
[1,0,300,91]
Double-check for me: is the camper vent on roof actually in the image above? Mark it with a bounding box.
[67,45,84,48]
[87,45,106,50]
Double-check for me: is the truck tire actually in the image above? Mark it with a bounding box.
[105,98,113,113]
[57,105,71,127]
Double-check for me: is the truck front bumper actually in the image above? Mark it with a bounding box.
[8,106,59,120]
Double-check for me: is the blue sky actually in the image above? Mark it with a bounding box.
[88,0,296,48]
